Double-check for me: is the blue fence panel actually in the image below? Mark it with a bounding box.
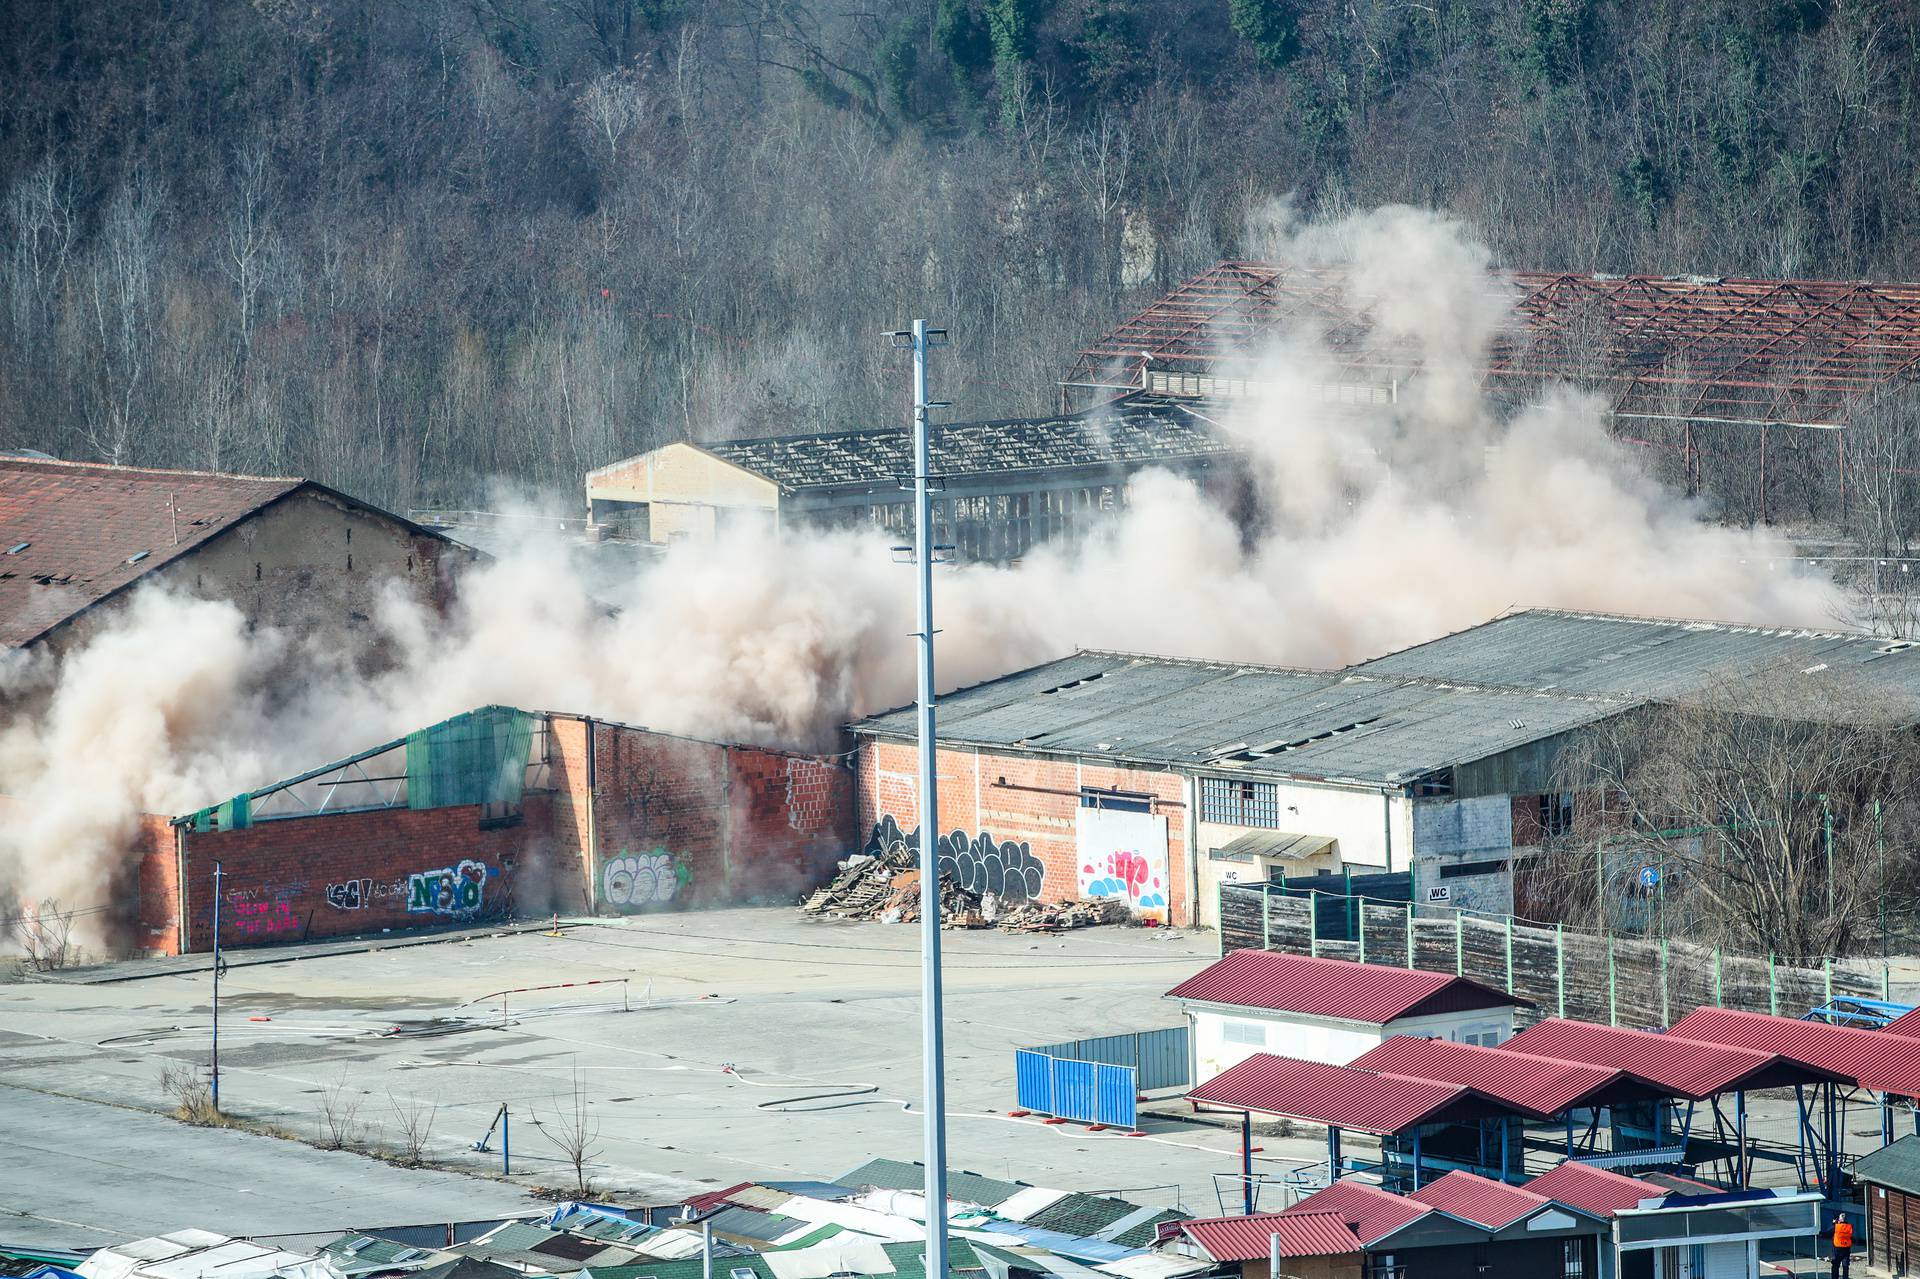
[1015,1049,1054,1114]
[1095,1063,1137,1128]
[1053,1059,1099,1123]
[1019,1026,1189,1091]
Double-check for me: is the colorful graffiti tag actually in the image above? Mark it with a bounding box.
[863,816,1046,903]
[325,878,373,910]
[601,850,690,910]
[1075,808,1169,911]
[222,880,308,937]
[406,860,490,914]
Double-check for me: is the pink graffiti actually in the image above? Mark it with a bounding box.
[1107,850,1152,892]
[229,898,298,935]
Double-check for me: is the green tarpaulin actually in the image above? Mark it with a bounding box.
[406,705,537,810]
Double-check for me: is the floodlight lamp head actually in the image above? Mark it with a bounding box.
[925,327,951,347]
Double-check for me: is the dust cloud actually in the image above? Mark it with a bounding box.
[0,205,1840,938]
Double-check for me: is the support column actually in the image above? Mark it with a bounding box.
[1328,1127,1343,1184]
[1242,1110,1254,1214]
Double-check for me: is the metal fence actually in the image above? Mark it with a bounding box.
[1220,882,1895,1029]
[1013,1026,1190,1128]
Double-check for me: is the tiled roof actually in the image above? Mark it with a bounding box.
[1407,1172,1553,1230]
[1167,950,1526,1023]
[1188,1053,1518,1135]
[1281,1182,1432,1246]
[1668,1007,1920,1095]
[1502,1018,1839,1098]
[1178,1212,1359,1261]
[681,396,1235,492]
[0,457,304,646]
[1026,1194,1133,1239]
[1850,1135,1920,1195]
[1349,1036,1660,1116]
[1524,1163,1664,1219]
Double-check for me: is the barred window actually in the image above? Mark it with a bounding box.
[1200,777,1281,828]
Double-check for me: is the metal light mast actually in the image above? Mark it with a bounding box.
[887,318,951,1279]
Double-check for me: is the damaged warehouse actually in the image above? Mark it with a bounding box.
[115,705,853,955]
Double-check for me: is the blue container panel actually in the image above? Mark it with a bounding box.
[1095,1063,1138,1128]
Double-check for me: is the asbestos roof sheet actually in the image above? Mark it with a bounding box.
[1213,831,1334,862]
[850,650,1619,787]
[688,396,1234,492]
[1348,1036,1659,1116]
[1178,1213,1359,1262]
[1524,1163,1669,1219]
[1280,1183,1434,1247]
[1357,609,1920,717]
[1502,1019,1836,1097]
[836,1159,1027,1208]
[1668,1006,1920,1095]
[0,457,304,647]
[1407,1172,1555,1230]
[1166,950,1526,1023]
[1187,1052,1521,1135]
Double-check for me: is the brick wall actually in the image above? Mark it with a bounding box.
[568,720,854,912]
[180,796,551,952]
[855,737,1191,923]
[134,815,180,954]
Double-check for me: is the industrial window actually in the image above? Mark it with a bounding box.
[1081,787,1153,813]
[1439,858,1508,879]
[1199,777,1281,828]
[1540,791,1575,837]
[1561,1238,1585,1277]
[1221,1020,1266,1047]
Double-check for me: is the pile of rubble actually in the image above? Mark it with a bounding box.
[801,852,1130,933]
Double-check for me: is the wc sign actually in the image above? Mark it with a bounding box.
[1425,884,1452,904]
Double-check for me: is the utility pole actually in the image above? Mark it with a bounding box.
[211,861,223,1110]
[887,319,951,1279]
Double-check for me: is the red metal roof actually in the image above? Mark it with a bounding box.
[1166,950,1526,1023]
[1669,1007,1920,1095]
[1524,1164,1664,1219]
[1504,1018,1838,1098]
[1188,1052,1520,1135]
[1408,1171,1554,1230]
[1282,1181,1435,1246]
[1882,1008,1920,1037]
[1179,1212,1360,1261]
[1350,1036,1660,1116]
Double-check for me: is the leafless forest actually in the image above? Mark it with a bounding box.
[2,0,1916,511]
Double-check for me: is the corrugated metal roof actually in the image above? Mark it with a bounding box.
[1668,1007,1920,1094]
[1187,1052,1520,1135]
[1357,609,1920,718]
[1166,950,1526,1023]
[1280,1182,1434,1246]
[1348,1037,1656,1116]
[1407,1172,1552,1230]
[1502,1018,1838,1098]
[686,396,1236,492]
[849,651,1622,787]
[1212,831,1335,862]
[1523,1163,1665,1219]
[1883,1009,1920,1037]
[1178,1213,1359,1261]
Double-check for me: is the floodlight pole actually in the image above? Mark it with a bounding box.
[211,861,222,1109]
[895,317,950,1279]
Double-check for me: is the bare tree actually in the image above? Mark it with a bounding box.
[386,1091,438,1166]
[317,1073,365,1149]
[534,1062,601,1195]
[160,1062,222,1125]
[15,897,78,971]
[1539,666,1920,960]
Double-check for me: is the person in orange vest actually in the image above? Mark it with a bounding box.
[1831,1215,1854,1277]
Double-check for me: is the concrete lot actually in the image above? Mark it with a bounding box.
[0,908,1874,1252]
[0,910,1300,1239]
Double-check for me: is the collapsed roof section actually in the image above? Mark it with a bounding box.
[1068,261,1920,429]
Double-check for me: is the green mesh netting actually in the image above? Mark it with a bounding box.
[189,792,251,833]
[405,705,537,810]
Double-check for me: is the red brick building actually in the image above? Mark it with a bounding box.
[121,706,853,955]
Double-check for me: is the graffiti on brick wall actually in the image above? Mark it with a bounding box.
[323,877,413,911]
[1075,807,1170,912]
[221,880,309,937]
[406,859,490,914]
[864,815,1046,903]
[601,850,692,910]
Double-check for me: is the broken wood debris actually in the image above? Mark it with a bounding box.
[801,852,1129,932]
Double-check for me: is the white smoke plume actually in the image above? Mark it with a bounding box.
[0,205,1842,940]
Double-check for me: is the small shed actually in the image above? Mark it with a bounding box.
[1857,1133,1920,1275]
[1172,1212,1362,1279]
[1166,950,1529,1079]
